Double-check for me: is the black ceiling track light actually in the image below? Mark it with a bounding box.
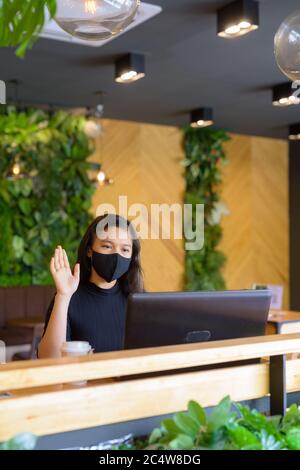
[115,53,145,84]
[289,123,300,141]
[217,0,259,38]
[190,108,214,128]
[272,82,300,107]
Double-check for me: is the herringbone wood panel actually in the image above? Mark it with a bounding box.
[221,134,289,308]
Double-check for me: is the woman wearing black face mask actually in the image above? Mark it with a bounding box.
[38,214,144,359]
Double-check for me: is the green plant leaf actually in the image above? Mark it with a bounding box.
[169,434,194,450]
[260,430,283,450]
[208,396,233,432]
[0,1,57,58]
[228,425,260,449]
[188,400,207,426]
[0,432,37,450]
[23,252,34,266]
[148,428,162,445]
[174,412,200,438]
[161,418,182,436]
[282,404,300,431]
[41,227,49,245]
[18,198,32,215]
[286,427,300,450]
[12,235,25,258]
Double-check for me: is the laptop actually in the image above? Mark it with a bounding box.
[119,289,271,379]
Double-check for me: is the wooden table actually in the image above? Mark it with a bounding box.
[267,310,300,335]
[6,318,45,360]
[7,318,44,329]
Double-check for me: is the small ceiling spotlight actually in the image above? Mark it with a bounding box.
[190,108,214,128]
[272,82,300,107]
[289,123,300,140]
[217,0,259,38]
[115,53,145,84]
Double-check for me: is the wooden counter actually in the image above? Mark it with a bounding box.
[1,333,300,442]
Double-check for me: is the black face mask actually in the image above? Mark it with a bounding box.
[91,251,131,283]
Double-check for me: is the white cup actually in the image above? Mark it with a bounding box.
[61,341,93,386]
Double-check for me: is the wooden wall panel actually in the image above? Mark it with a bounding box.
[138,124,185,292]
[91,120,289,305]
[220,135,254,290]
[221,134,289,308]
[252,137,289,308]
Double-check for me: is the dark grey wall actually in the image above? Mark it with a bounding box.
[289,142,300,310]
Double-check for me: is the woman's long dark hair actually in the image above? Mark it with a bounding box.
[77,214,144,296]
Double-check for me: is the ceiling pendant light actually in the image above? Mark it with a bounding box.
[54,0,140,41]
[87,94,113,187]
[84,106,103,139]
[217,0,259,38]
[190,108,214,128]
[272,82,300,107]
[289,123,300,140]
[115,53,145,83]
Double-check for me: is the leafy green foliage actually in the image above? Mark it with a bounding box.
[145,397,300,451]
[183,127,230,291]
[0,107,96,286]
[0,1,57,57]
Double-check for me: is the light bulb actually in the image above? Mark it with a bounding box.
[274,96,300,107]
[224,24,241,35]
[239,21,251,29]
[85,0,97,15]
[6,159,29,180]
[54,0,140,41]
[279,97,289,105]
[191,120,214,128]
[120,70,138,81]
[12,163,21,175]
[84,120,102,138]
[97,170,106,182]
[289,133,300,140]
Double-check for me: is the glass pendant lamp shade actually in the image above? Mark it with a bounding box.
[54,0,140,41]
[275,11,300,81]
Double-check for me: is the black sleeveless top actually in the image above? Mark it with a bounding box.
[42,281,128,353]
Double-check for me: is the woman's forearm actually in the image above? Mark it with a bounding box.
[38,293,71,359]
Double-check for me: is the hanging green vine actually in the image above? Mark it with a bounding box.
[0,1,57,57]
[0,107,98,286]
[183,126,230,291]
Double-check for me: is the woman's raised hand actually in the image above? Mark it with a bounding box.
[50,246,80,297]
